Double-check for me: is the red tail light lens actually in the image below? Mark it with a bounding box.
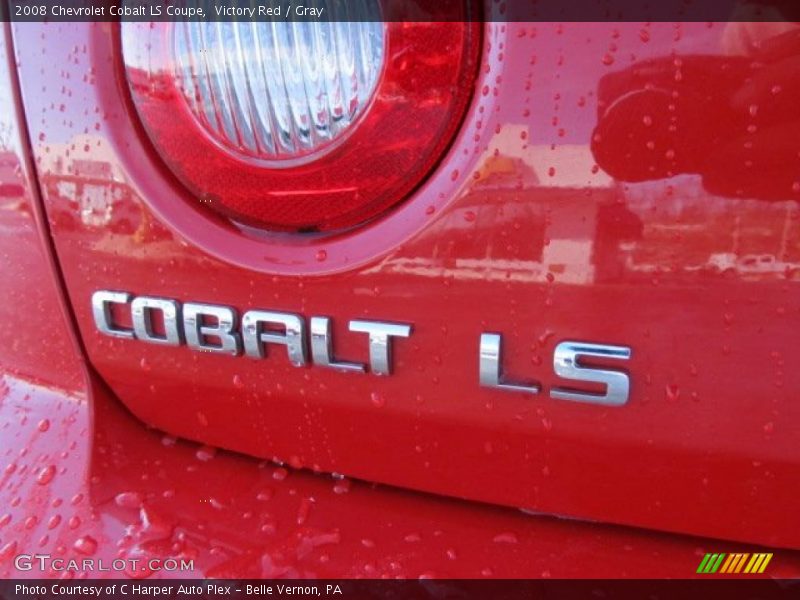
[122,15,479,232]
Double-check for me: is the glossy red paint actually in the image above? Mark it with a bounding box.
[4,374,800,580]
[7,15,800,564]
[0,98,795,579]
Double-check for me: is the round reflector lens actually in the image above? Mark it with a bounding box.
[173,20,385,166]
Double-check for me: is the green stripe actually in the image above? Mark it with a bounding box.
[710,553,726,573]
[704,554,719,573]
[697,554,712,573]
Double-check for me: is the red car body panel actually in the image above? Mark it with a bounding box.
[1,14,799,578]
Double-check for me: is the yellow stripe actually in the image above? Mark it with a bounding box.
[720,554,736,574]
[735,553,750,573]
[758,553,773,574]
[744,554,761,573]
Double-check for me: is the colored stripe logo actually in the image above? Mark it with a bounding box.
[696,552,773,574]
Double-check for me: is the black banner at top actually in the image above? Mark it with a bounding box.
[2,0,800,22]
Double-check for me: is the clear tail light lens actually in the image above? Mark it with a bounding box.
[121,6,479,232]
[173,19,384,165]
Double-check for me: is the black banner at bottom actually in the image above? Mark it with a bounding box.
[1,580,799,600]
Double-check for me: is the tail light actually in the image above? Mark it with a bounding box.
[121,6,479,232]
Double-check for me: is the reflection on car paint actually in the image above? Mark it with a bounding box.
[8,19,800,549]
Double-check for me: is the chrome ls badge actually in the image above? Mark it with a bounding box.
[92,291,632,406]
[479,335,631,406]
